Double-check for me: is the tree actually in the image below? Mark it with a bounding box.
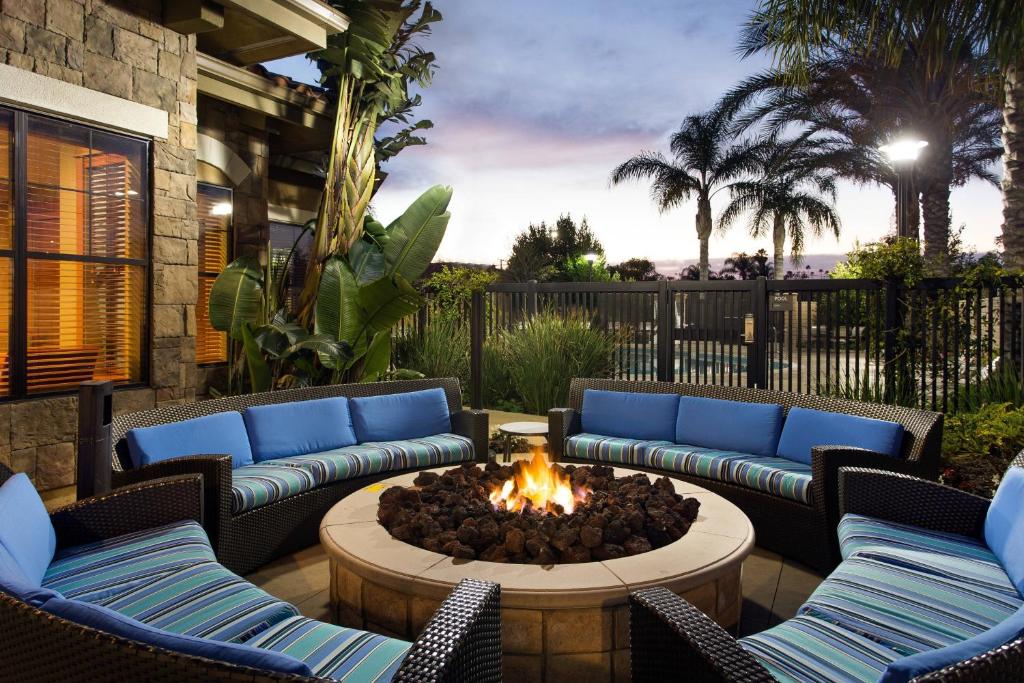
[722,250,774,280]
[562,254,619,282]
[611,110,763,280]
[718,135,842,278]
[550,214,604,274]
[744,0,1022,269]
[505,223,556,282]
[611,258,663,281]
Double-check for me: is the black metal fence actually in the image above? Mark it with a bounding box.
[460,277,1024,413]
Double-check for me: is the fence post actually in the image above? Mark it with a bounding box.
[417,303,428,334]
[77,380,113,499]
[883,276,900,404]
[470,289,484,409]
[526,279,538,318]
[656,280,671,381]
[751,277,769,389]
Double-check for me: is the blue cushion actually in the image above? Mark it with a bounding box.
[43,597,312,676]
[581,389,679,442]
[349,388,451,442]
[243,397,357,462]
[985,467,1024,593]
[0,543,61,607]
[0,473,57,586]
[775,406,904,465]
[127,412,254,469]
[675,397,783,457]
[879,603,1024,683]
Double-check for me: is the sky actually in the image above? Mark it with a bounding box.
[265,0,1005,275]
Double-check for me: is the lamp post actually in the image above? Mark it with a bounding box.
[879,138,927,240]
[584,252,598,264]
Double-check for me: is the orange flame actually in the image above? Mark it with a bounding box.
[489,448,589,515]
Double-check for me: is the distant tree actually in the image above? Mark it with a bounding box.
[611,257,663,281]
[551,214,604,271]
[562,254,619,282]
[678,264,730,280]
[504,224,556,282]
[721,250,773,280]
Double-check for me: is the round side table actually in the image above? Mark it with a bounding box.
[497,421,549,463]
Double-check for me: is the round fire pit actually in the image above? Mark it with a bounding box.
[320,466,754,683]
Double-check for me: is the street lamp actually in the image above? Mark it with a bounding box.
[880,137,927,240]
[584,252,598,264]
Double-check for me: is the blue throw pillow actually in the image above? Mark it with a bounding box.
[126,412,254,469]
[675,397,784,457]
[0,473,57,586]
[44,598,313,676]
[985,466,1024,593]
[244,397,357,462]
[0,544,61,607]
[879,603,1024,683]
[350,388,452,442]
[581,390,679,442]
[775,407,904,465]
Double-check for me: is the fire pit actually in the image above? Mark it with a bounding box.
[321,463,754,683]
[377,452,701,564]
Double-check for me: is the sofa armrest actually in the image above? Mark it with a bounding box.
[547,408,580,461]
[629,588,774,683]
[451,409,490,463]
[915,636,1024,682]
[50,475,204,551]
[396,578,501,683]
[112,455,232,555]
[839,467,990,541]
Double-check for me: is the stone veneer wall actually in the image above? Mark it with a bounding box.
[0,0,198,492]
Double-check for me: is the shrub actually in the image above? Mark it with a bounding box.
[392,316,470,388]
[482,340,521,411]
[941,402,1024,497]
[421,266,497,321]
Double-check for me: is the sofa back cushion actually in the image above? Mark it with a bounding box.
[985,466,1024,593]
[350,388,451,442]
[775,407,904,465]
[44,597,313,676]
[126,412,254,470]
[244,397,357,462]
[879,603,1024,683]
[0,473,56,586]
[581,390,679,442]
[0,543,61,607]
[675,397,783,457]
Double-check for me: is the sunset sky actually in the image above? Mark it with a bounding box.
[265,0,1005,273]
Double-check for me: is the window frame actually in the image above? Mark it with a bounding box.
[4,105,151,400]
[269,219,312,315]
[196,181,233,367]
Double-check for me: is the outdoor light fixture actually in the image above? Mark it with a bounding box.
[879,138,928,163]
[584,252,598,264]
[211,201,233,216]
[880,136,927,240]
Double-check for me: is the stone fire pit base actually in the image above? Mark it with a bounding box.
[321,467,754,683]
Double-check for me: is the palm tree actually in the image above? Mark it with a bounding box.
[611,110,762,280]
[744,0,1023,268]
[719,136,842,278]
[721,250,773,279]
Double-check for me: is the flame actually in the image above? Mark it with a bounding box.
[489,448,589,515]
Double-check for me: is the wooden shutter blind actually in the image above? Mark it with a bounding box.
[196,183,230,364]
[0,111,12,396]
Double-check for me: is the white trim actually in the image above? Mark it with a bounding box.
[0,64,168,139]
[269,204,317,224]
[197,133,252,185]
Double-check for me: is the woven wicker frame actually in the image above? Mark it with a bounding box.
[550,378,943,571]
[80,378,489,575]
[628,458,1024,682]
[0,463,502,682]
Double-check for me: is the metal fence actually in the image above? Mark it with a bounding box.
[461,277,1024,412]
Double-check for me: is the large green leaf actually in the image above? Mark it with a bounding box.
[209,256,264,340]
[315,256,362,343]
[359,330,392,382]
[241,323,272,393]
[383,185,452,281]
[350,239,385,285]
[356,274,422,336]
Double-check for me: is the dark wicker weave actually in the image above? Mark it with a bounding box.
[628,458,1024,682]
[79,378,489,575]
[550,378,943,570]
[0,463,502,682]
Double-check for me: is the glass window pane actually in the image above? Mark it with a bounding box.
[198,184,231,274]
[270,221,312,312]
[90,131,145,198]
[26,185,87,254]
[0,258,11,396]
[89,194,145,259]
[27,116,90,191]
[196,275,227,364]
[0,109,12,251]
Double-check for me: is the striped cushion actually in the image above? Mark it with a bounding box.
[231,464,319,514]
[98,560,298,643]
[43,521,215,601]
[565,433,673,465]
[838,513,995,563]
[740,613,902,682]
[248,615,410,681]
[268,443,394,485]
[366,434,475,470]
[644,444,812,504]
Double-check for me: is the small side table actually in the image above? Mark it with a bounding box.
[497,421,549,463]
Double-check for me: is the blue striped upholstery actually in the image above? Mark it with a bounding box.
[838,513,996,563]
[43,521,215,601]
[565,433,673,465]
[365,434,475,470]
[231,464,319,514]
[248,615,410,681]
[267,443,393,485]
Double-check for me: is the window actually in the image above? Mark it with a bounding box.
[0,107,149,397]
[196,183,231,364]
[269,221,312,313]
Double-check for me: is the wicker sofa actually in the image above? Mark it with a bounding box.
[78,378,489,575]
[627,458,1024,683]
[549,378,943,571]
[0,463,502,682]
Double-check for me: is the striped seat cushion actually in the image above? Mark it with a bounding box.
[838,513,996,563]
[248,615,410,681]
[365,434,475,470]
[43,521,215,601]
[643,444,813,504]
[97,560,298,643]
[231,464,319,514]
[268,443,394,485]
[739,613,902,682]
[565,433,673,465]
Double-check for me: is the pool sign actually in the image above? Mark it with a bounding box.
[770,293,794,312]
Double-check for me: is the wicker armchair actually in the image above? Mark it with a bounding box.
[550,378,943,571]
[0,463,502,683]
[627,459,1024,683]
[78,378,489,575]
